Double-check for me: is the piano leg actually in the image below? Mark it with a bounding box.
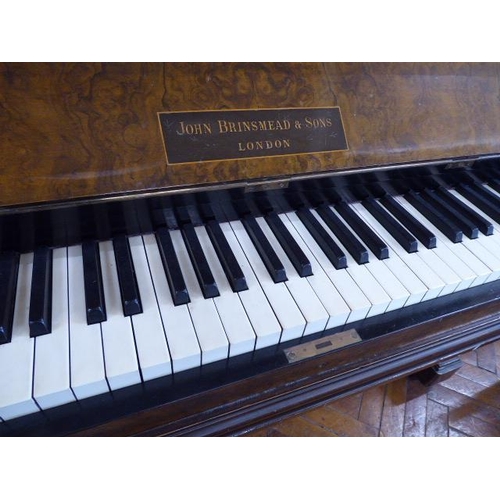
[414,357,463,386]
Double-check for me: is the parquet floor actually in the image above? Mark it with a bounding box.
[246,339,500,437]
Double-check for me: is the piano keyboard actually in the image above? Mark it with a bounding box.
[1,180,500,422]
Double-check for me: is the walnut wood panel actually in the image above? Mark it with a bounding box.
[1,63,500,207]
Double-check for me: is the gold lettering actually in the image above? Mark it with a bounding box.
[238,138,292,153]
[177,121,212,135]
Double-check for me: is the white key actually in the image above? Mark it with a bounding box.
[33,247,75,410]
[68,245,109,400]
[99,240,141,390]
[0,253,39,420]
[309,209,392,317]
[350,202,449,300]
[256,216,329,335]
[230,220,306,342]
[171,230,229,364]
[395,195,483,290]
[195,225,256,356]
[129,235,174,380]
[280,213,351,328]
[284,212,371,322]
[320,207,411,312]
[142,233,200,374]
[219,222,282,349]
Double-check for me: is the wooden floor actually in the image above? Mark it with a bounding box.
[246,340,500,437]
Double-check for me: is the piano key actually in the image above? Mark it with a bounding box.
[156,228,189,306]
[296,208,347,269]
[182,223,220,298]
[82,240,107,324]
[113,235,143,316]
[0,251,19,344]
[171,229,229,364]
[315,205,369,264]
[335,200,389,259]
[217,222,282,349]
[206,219,248,292]
[242,215,287,283]
[195,225,257,356]
[99,240,142,390]
[404,190,463,243]
[446,190,500,282]
[143,233,201,374]
[256,217,329,335]
[128,235,174,380]
[394,196,480,290]
[279,213,352,328]
[155,227,190,305]
[29,246,53,337]
[33,247,75,410]
[433,187,493,236]
[351,202,453,300]
[378,195,437,249]
[455,183,500,225]
[68,244,109,400]
[362,197,419,253]
[309,209,397,316]
[283,212,372,322]
[264,212,313,277]
[230,219,307,342]
[0,252,39,420]
[420,189,479,239]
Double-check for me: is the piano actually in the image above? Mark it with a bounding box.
[1,62,500,436]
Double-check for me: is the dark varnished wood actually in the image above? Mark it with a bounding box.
[1,63,500,208]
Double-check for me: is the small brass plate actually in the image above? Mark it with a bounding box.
[284,329,362,363]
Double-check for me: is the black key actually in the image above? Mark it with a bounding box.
[296,208,347,269]
[379,195,437,249]
[404,191,463,243]
[155,228,190,305]
[265,212,312,277]
[487,179,500,196]
[112,235,143,316]
[82,240,107,324]
[435,187,493,236]
[335,201,389,259]
[316,205,369,264]
[421,189,479,239]
[182,224,220,298]
[455,183,500,225]
[362,197,419,253]
[206,220,248,292]
[242,216,287,282]
[29,246,53,337]
[0,252,19,344]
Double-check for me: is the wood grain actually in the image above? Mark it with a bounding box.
[1,63,500,207]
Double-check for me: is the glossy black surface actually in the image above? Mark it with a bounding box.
[82,240,107,325]
[206,220,248,292]
[315,205,369,264]
[155,227,190,305]
[379,195,437,249]
[242,215,287,283]
[456,183,500,225]
[295,208,347,269]
[334,201,389,260]
[0,252,19,344]
[29,246,53,337]
[362,197,419,253]
[265,212,312,277]
[182,224,220,298]
[404,190,463,243]
[112,235,143,316]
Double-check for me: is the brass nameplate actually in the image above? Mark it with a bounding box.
[284,329,362,363]
[158,107,348,165]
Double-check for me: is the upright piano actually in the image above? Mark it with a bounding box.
[1,62,500,436]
